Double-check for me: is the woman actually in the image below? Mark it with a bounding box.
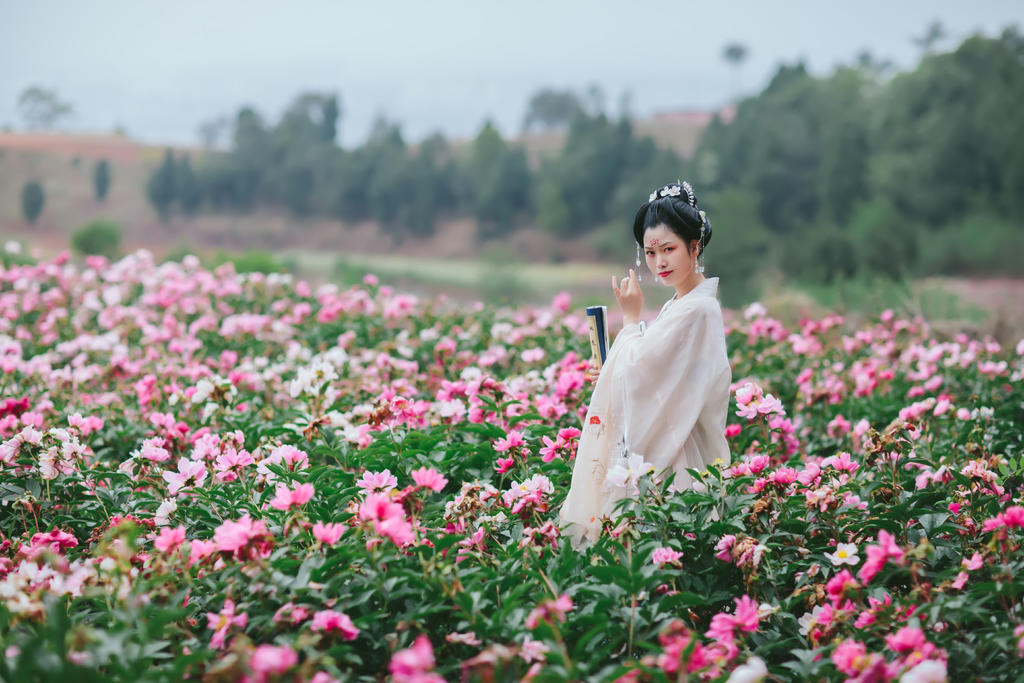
[559,181,731,545]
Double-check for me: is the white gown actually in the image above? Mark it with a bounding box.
[558,277,731,545]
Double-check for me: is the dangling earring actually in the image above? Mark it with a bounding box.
[695,224,706,274]
[635,243,643,282]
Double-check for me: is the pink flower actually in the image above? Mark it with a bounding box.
[827,414,851,438]
[213,514,271,555]
[376,515,416,547]
[207,599,247,649]
[312,521,345,545]
[140,437,171,462]
[411,467,448,492]
[732,595,760,632]
[249,644,298,677]
[715,535,736,562]
[826,569,859,604]
[769,467,798,485]
[525,594,574,629]
[831,639,867,676]
[857,530,904,584]
[154,525,186,553]
[885,626,926,654]
[983,506,1024,534]
[356,469,398,493]
[269,482,315,511]
[162,458,207,495]
[310,609,359,640]
[652,547,683,566]
[214,449,255,482]
[552,291,571,313]
[358,493,405,523]
[493,429,525,452]
[494,456,515,473]
[389,634,444,683]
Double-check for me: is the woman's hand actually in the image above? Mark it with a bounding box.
[612,268,644,326]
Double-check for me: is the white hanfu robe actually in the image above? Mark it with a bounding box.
[559,277,731,545]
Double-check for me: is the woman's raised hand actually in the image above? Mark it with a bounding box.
[612,268,644,325]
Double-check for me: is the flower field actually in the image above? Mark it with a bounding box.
[1,249,1023,682]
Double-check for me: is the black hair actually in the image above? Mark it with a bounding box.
[632,182,712,255]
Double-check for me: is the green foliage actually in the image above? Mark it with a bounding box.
[92,159,111,202]
[211,249,286,274]
[2,254,1023,680]
[847,198,918,280]
[20,180,44,224]
[71,219,121,259]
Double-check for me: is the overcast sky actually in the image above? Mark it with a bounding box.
[2,1,1020,146]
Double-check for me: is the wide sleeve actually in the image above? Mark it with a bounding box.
[610,299,725,474]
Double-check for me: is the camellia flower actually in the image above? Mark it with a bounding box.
[652,547,684,567]
[268,482,315,511]
[207,599,247,649]
[162,458,207,496]
[249,644,299,678]
[831,639,867,676]
[310,609,359,640]
[356,469,398,494]
[411,467,448,492]
[858,530,904,584]
[525,594,574,629]
[824,542,860,566]
[389,634,444,683]
[153,525,186,553]
[311,521,345,545]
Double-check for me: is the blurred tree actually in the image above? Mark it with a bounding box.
[17,86,73,130]
[722,42,749,95]
[913,20,947,55]
[93,159,111,202]
[146,149,177,222]
[21,181,44,225]
[177,154,201,216]
[197,116,231,149]
[522,89,584,131]
[869,30,1024,227]
[321,95,341,144]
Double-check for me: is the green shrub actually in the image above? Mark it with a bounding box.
[211,249,285,274]
[917,214,1024,277]
[71,219,121,259]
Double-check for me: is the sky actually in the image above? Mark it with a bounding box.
[2,1,1021,146]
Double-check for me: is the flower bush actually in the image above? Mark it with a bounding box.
[0,250,1022,681]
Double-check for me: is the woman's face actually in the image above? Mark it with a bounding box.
[642,224,695,288]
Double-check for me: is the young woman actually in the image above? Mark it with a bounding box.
[559,181,731,545]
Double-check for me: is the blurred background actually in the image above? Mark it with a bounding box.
[1,1,1022,339]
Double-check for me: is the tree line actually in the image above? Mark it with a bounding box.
[136,27,1022,290]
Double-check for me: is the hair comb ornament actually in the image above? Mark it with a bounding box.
[681,181,696,207]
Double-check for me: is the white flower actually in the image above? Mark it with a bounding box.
[606,453,656,491]
[899,659,947,683]
[727,657,767,683]
[4,241,21,254]
[660,185,681,197]
[648,192,657,202]
[743,302,767,320]
[824,542,860,566]
[154,498,177,526]
[191,379,215,404]
[797,605,826,636]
